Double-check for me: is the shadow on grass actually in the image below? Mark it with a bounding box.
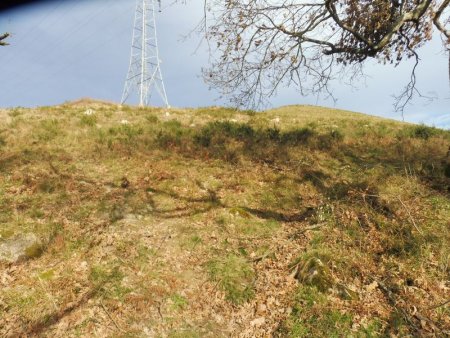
[240,206,316,223]
[26,289,97,336]
[146,184,224,219]
[145,184,316,223]
[335,139,450,195]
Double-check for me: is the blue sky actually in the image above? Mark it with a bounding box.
[0,0,449,128]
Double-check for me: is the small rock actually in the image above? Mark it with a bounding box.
[124,214,138,222]
[1,271,13,285]
[295,256,333,292]
[0,233,42,263]
[256,303,267,314]
[83,109,94,116]
[121,177,130,188]
[120,119,130,125]
[213,314,224,323]
[366,281,378,292]
[266,296,275,306]
[143,327,154,336]
[336,283,359,300]
[250,317,265,327]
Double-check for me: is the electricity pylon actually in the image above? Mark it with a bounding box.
[121,0,169,107]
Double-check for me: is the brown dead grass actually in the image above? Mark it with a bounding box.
[0,100,449,337]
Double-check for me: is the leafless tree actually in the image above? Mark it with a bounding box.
[0,33,9,46]
[200,0,450,111]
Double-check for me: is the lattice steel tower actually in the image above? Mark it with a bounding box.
[121,0,169,107]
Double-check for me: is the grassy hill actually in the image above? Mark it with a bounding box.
[0,99,449,337]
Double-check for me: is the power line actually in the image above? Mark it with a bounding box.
[2,0,111,78]
[1,0,115,82]
[2,2,134,102]
[0,0,80,65]
[1,0,171,107]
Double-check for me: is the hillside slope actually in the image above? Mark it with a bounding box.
[0,100,449,337]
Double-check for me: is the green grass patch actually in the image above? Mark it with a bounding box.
[169,293,188,311]
[35,119,63,141]
[79,114,97,127]
[89,263,131,300]
[280,286,382,337]
[207,254,255,304]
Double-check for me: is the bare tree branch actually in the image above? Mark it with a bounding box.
[433,0,450,39]
[200,0,449,109]
[0,33,9,46]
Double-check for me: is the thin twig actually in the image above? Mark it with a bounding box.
[252,249,274,262]
[157,303,164,320]
[288,261,301,273]
[397,197,423,235]
[156,234,170,251]
[100,301,122,332]
[37,277,58,311]
[211,279,222,293]
[428,299,450,310]
[375,279,420,333]
[289,222,326,239]
[375,279,444,334]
